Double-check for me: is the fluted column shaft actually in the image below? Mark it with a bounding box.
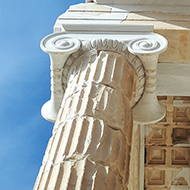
[33,50,137,190]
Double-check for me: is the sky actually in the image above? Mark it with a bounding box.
[0,0,84,189]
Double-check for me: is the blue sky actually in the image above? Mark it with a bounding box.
[0,0,84,189]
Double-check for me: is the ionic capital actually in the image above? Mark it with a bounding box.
[40,33,168,124]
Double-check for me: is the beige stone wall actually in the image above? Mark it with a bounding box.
[125,12,190,63]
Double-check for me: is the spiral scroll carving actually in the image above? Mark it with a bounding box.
[41,34,80,53]
[128,38,167,54]
[63,38,146,107]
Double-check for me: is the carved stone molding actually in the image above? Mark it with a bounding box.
[171,168,190,189]
[128,37,167,55]
[144,96,190,189]
[41,35,80,53]
[40,34,81,122]
[40,33,168,124]
[128,37,168,124]
[64,38,145,107]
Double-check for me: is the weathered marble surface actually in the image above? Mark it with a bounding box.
[64,3,190,63]
[144,96,190,190]
[126,12,190,63]
[34,50,137,190]
[34,2,190,190]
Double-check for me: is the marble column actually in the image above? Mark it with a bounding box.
[34,33,167,190]
[33,37,145,190]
